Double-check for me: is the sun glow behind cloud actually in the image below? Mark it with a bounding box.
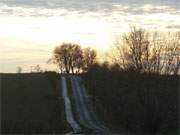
[0,0,180,72]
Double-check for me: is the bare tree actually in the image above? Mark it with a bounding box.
[110,38,127,69]
[119,27,151,72]
[70,44,83,74]
[34,65,43,72]
[50,43,83,74]
[47,56,64,73]
[163,32,180,75]
[83,47,97,72]
[111,26,180,75]
[147,32,165,74]
[17,66,22,73]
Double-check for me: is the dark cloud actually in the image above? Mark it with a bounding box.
[1,0,179,13]
[166,25,180,29]
[0,1,179,17]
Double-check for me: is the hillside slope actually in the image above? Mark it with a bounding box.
[1,73,69,134]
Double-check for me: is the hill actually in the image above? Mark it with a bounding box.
[1,72,70,134]
[83,69,179,134]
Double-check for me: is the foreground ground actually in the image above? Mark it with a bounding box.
[83,69,179,134]
[1,72,70,134]
[1,72,179,134]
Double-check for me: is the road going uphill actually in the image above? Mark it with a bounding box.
[61,75,109,134]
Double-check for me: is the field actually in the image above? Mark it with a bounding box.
[83,68,179,134]
[1,72,70,134]
[1,71,179,134]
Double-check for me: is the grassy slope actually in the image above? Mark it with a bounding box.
[1,72,70,134]
[83,71,179,134]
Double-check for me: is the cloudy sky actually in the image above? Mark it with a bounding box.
[0,0,180,72]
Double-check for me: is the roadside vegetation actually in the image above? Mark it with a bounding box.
[83,64,179,134]
[81,27,179,134]
[1,72,70,134]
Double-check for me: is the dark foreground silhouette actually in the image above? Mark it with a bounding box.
[83,65,179,134]
[1,72,70,134]
[1,71,179,134]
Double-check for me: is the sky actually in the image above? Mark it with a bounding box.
[0,0,180,73]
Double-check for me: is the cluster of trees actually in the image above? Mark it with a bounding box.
[111,27,180,75]
[50,27,179,75]
[48,43,97,74]
[30,65,43,73]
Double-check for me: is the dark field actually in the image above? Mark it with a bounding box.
[1,72,70,134]
[83,68,179,134]
[1,71,179,134]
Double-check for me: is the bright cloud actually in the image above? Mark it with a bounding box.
[0,0,180,72]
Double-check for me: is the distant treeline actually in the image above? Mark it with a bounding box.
[50,26,179,75]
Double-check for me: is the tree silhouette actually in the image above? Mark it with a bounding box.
[112,26,180,75]
[83,47,97,72]
[50,43,83,74]
[49,43,97,74]
[17,66,22,73]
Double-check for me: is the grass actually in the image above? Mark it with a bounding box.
[82,67,179,134]
[1,72,70,134]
